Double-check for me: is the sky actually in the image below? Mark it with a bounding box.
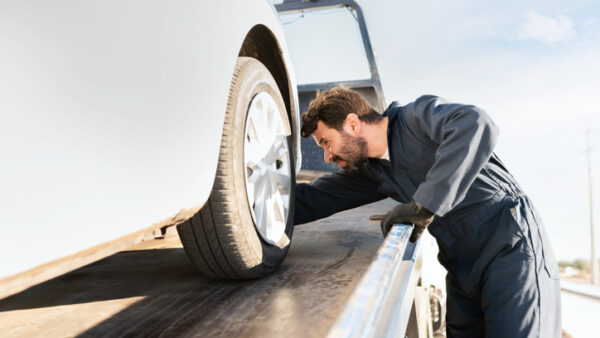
[275,0,600,261]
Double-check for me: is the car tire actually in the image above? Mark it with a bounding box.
[177,56,295,279]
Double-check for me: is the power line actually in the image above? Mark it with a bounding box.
[586,117,598,285]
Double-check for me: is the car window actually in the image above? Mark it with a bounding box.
[276,5,372,85]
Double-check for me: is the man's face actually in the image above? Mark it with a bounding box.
[313,120,368,173]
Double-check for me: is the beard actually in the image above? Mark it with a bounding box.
[332,131,369,173]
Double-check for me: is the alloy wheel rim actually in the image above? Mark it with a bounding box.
[243,92,291,245]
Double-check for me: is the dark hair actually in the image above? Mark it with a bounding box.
[301,87,382,137]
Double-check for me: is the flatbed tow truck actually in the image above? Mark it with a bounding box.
[0,1,445,336]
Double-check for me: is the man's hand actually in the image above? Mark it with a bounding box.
[380,200,435,242]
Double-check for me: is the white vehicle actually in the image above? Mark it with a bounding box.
[0,0,301,289]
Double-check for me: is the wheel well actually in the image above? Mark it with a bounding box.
[238,25,292,119]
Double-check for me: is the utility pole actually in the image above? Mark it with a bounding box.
[586,122,598,285]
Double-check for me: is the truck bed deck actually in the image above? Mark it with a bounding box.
[0,199,396,337]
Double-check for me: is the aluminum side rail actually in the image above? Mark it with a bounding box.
[327,224,422,338]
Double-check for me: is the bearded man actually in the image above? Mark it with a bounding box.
[294,88,561,337]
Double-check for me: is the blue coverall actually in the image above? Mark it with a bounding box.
[294,96,561,337]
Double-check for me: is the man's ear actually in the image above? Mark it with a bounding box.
[344,113,361,135]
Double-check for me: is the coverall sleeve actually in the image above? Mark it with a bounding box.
[294,170,386,225]
[404,95,499,216]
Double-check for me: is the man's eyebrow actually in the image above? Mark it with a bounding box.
[312,135,327,146]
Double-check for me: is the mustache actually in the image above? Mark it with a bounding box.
[332,155,344,163]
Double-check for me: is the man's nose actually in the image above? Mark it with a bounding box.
[323,147,333,163]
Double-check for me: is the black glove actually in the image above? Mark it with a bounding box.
[380,200,435,242]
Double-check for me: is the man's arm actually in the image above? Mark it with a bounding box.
[402,95,499,216]
[294,169,386,225]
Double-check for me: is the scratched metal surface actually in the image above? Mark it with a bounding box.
[0,199,397,338]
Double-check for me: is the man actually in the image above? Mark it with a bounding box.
[294,88,561,337]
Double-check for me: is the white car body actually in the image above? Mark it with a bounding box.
[0,0,300,281]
